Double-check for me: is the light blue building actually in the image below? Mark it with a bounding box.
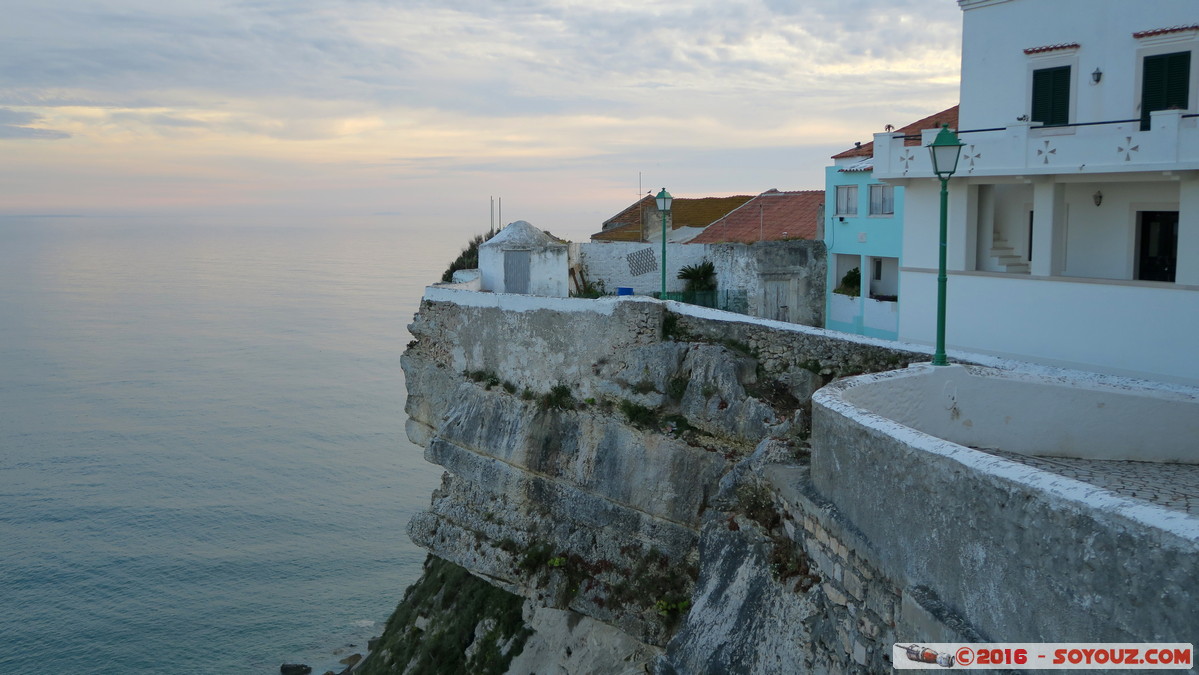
[823,106,958,340]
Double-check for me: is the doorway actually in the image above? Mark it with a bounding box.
[1136,211,1178,282]
[504,249,531,293]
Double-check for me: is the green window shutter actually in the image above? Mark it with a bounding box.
[1142,51,1191,130]
[1032,66,1070,126]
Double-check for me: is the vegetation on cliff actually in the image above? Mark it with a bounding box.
[440,228,495,283]
[358,555,531,675]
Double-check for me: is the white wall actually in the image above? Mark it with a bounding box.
[898,270,1199,385]
[898,180,949,271]
[862,298,898,334]
[1063,182,1180,280]
[959,0,1198,130]
[528,248,569,296]
[479,243,569,297]
[576,242,709,295]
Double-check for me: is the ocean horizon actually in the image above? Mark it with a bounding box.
[0,216,456,673]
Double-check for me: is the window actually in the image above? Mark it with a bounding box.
[1141,51,1191,131]
[868,184,894,215]
[872,258,883,281]
[836,185,858,215]
[1032,65,1071,126]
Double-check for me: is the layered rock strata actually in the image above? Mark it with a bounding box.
[386,294,923,673]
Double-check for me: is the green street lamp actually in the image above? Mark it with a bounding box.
[656,188,673,298]
[927,124,964,366]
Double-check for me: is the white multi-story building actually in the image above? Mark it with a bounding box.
[873,0,1199,384]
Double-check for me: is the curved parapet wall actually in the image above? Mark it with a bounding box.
[811,366,1199,644]
[841,364,1199,463]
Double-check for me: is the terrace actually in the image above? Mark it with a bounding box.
[873,110,1199,180]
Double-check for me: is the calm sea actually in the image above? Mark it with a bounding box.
[0,216,456,674]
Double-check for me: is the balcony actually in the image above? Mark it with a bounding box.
[873,109,1199,180]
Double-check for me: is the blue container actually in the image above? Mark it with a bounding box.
[616,287,634,296]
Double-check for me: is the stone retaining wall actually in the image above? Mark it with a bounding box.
[811,370,1199,645]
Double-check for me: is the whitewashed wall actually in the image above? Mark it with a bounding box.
[479,221,570,297]
[898,270,1199,385]
[575,242,709,295]
[959,0,1198,130]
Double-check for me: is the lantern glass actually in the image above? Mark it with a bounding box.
[927,124,964,178]
[655,188,673,212]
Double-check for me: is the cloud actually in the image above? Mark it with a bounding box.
[0,0,963,220]
[1,0,960,118]
[0,107,70,138]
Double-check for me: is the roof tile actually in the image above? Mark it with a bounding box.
[831,105,960,159]
[591,195,753,241]
[690,189,823,244]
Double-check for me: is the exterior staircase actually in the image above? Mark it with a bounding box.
[988,239,1030,274]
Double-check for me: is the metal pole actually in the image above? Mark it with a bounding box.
[661,207,667,298]
[933,177,949,366]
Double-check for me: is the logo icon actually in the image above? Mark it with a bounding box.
[903,644,956,668]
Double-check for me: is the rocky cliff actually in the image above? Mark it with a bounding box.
[359,290,931,674]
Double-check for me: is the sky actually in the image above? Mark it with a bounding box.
[1,0,962,240]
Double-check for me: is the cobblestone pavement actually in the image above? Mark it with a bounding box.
[984,448,1199,516]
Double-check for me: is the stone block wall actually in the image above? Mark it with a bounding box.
[575,240,827,327]
[811,371,1199,646]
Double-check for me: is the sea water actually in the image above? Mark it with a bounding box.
[0,216,458,673]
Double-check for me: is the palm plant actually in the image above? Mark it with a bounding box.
[677,260,717,292]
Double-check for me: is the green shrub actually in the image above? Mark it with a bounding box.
[540,384,575,411]
[632,380,658,395]
[441,228,496,283]
[619,400,659,428]
[833,267,861,297]
[571,278,608,299]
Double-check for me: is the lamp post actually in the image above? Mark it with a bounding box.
[926,124,964,366]
[656,188,673,298]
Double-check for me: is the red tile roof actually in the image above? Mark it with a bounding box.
[831,105,960,160]
[591,194,754,242]
[1023,42,1081,55]
[1134,25,1199,39]
[689,189,823,244]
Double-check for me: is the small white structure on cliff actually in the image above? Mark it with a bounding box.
[874,0,1199,385]
[479,220,569,297]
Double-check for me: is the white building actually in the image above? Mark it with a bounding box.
[873,0,1199,385]
[478,221,569,297]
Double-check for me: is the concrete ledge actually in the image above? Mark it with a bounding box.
[812,370,1199,644]
[841,364,1199,462]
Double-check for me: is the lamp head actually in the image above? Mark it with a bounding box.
[927,124,965,179]
[655,188,673,212]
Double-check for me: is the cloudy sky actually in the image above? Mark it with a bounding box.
[2,0,962,238]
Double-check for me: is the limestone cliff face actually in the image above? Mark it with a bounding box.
[387,292,925,674]
[371,289,1198,675]
[402,299,749,648]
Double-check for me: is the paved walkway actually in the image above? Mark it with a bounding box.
[984,448,1199,516]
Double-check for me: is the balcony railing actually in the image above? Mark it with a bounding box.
[873,109,1199,179]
